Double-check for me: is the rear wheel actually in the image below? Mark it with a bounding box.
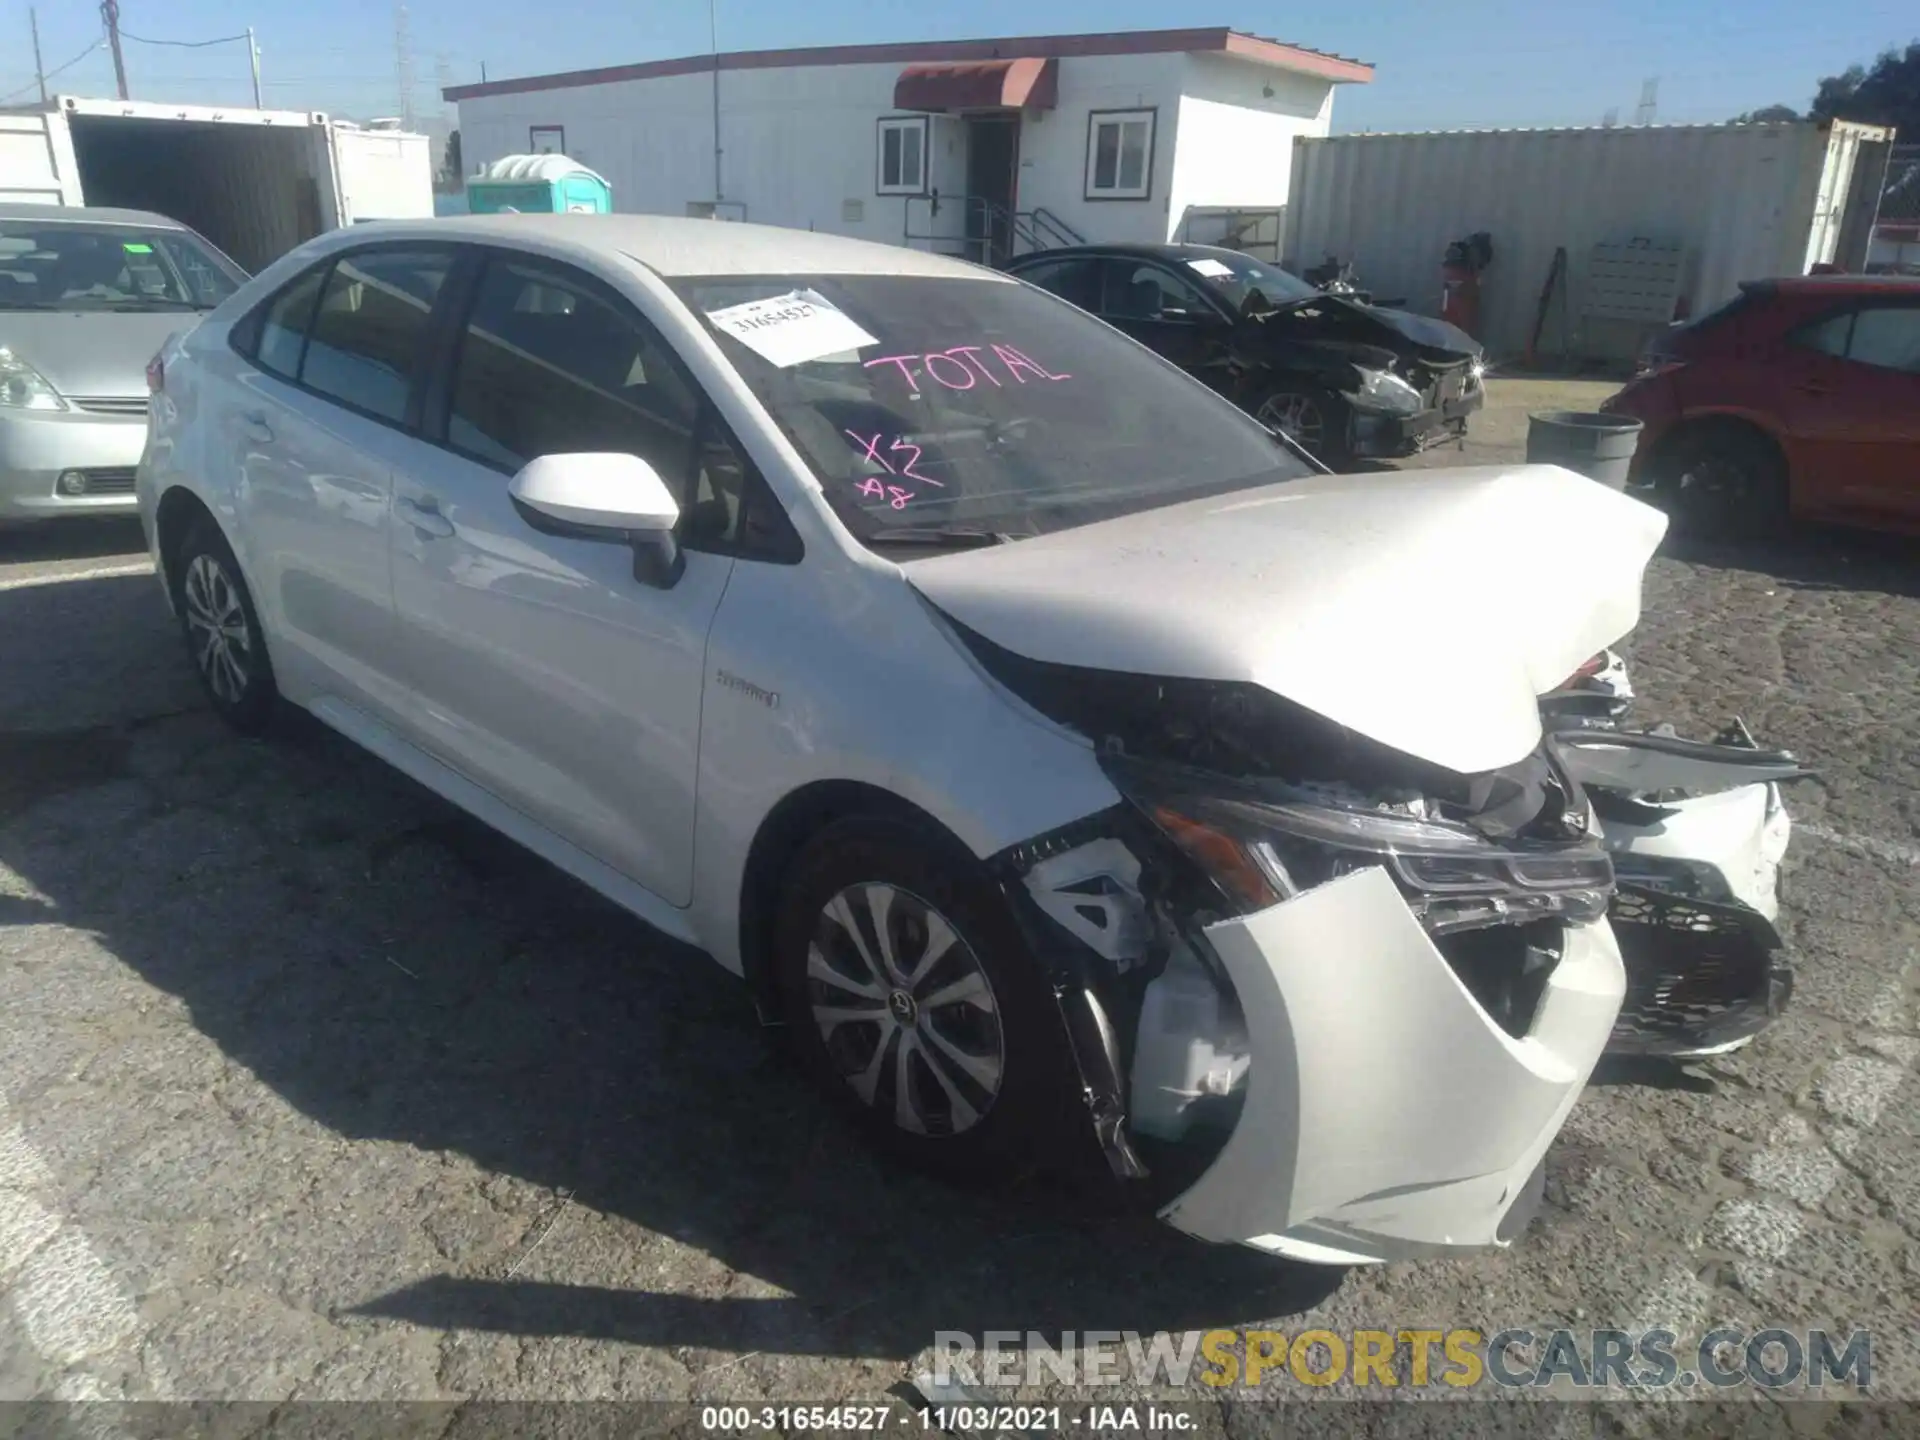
[1647,424,1789,540]
[172,521,278,734]
[770,814,1079,1179]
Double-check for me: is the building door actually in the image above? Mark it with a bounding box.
[964,115,1019,268]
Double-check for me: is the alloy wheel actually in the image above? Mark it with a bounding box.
[182,553,252,704]
[805,882,1005,1137]
[1256,392,1324,449]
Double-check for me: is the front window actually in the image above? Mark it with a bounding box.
[0,219,244,312]
[1085,109,1155,200]
[672,273,1312,549]
[1174,251,1321,314]
[877,117,927,196]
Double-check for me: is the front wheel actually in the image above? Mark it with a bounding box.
[1251,387,1349,469]
[770,814,1081,1179]
[172,520,278,734]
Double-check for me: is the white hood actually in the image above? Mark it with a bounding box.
[907,464,1669,775]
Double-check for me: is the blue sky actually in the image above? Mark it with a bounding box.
[4,0,1914,131]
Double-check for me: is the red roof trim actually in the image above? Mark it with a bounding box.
[443,27,1373,102]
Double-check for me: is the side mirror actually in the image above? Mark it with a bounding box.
[508,452,685,588]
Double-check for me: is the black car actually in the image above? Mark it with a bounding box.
[1006,243,1486,468]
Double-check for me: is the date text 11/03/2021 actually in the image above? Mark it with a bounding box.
[699,1407,1189,1434]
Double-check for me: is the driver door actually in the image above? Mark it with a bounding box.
[389,250,736,906]
[1094,260,1235,387]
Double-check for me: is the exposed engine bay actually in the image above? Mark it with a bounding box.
[974,623,1811,1200]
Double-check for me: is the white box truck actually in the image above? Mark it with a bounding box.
[0,94,434,274]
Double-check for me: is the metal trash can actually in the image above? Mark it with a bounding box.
[1526,411,1644,491]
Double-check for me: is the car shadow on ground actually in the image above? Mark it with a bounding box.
[0,574,1343,1366]
[0,516,146,565]
[1662,528,1920,600]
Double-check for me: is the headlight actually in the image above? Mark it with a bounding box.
[0,347,67,411]
[1112,760,1612,935]
[1344,366,1423,416]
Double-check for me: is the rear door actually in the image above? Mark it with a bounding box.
[387,248,738,905]
[1778,299,1920,520]
[218,244,455,717]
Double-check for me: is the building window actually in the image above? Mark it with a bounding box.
[529,125,565,155]
[1085,108,1155,201]
[877,116,928,196]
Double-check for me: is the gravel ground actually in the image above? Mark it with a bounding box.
[2,379,1917,1433]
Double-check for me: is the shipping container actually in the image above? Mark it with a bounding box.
[0,95,434,273]
[1283,119,1894,361]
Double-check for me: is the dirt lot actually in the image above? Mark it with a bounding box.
[2,378,1918,1431]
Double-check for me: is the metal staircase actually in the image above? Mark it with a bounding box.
[902,194,1086,267]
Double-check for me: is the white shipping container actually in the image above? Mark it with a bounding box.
[1283,119,1894,360]
[0,95,434,273]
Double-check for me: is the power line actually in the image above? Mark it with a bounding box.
[120,29,253,49]
[0,35,104,104]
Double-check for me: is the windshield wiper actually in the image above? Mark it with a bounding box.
[864,525,1013,550]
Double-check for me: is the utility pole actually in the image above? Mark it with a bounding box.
[394,1,415,131]
[100,0,129,99]
[1634,77,1659,127]
[29,7,48,103]
[247,27,262,108]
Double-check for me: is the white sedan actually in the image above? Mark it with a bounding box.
[139,214,1671,1265]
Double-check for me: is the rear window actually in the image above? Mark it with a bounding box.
[0,219,244,312]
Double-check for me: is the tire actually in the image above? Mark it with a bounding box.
[1647,424,1789,540]
[770,813,1081,1180]
[1251,386,1349,469]
[171,519,279,734]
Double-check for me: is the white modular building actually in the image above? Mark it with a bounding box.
[443,26,1372,263]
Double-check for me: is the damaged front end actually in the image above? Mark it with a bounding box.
[1545,652,1812,1058]
[975,631,1626,1263]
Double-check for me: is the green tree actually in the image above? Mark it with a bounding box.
[437,129,463,193]
[1731,104,1801,123]
[1809,42,1920,135]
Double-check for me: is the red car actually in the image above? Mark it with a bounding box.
[1601,275,1920,536]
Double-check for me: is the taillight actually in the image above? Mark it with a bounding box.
[145,353,165,393]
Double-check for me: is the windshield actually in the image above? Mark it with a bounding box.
[0,220,245,313]
[1180,251,1322,312]
[669,272,1311,544]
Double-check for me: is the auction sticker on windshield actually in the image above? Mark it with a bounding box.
[1187,258,1234,278]
[705,289,878,368]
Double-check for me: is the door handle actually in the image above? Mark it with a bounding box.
[240,410,274,443]
[396,495,455,539]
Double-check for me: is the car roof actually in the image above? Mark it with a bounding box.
[0,201,187,228]
[332,213,1009,281]
[1008,242,1251,267]
[1753,274,1920,297]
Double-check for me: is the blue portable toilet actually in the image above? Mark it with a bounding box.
[465,154,612,215]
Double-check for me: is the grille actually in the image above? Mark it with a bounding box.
[55,467,138,496]
[70,396,150,417]
[1607,883,1790,1056]
[1435,369,1466,404]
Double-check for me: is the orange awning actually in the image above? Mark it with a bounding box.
[893,56,1058,112]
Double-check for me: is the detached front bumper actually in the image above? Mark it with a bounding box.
[1159,866,1622,1264]
[0,407,148,522]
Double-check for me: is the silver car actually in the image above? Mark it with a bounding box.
[0,202,246,524]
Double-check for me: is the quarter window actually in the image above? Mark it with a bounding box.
[1086,109,1154,200]
[877,117,928,196]
[299,249,452,422]
[252,266,328,379]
